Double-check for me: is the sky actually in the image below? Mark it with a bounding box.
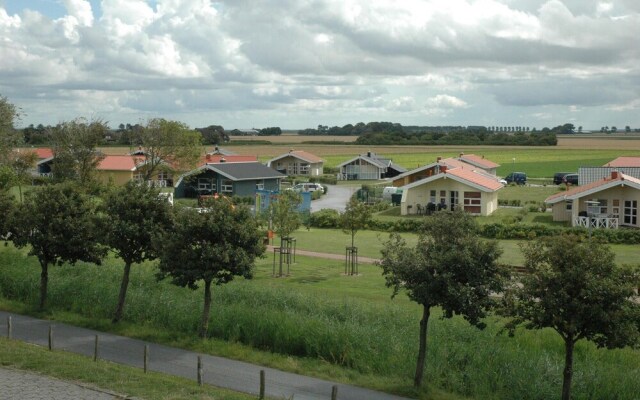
[0,0,638,130]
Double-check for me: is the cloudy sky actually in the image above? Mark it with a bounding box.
[1,0,638,130]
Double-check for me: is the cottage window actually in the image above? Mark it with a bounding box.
[429,190,436,204]
[565,200,573,212]
[221,180,233,193]
[198,178,212,190]
[256,180,264,190]
[463,191,482,214]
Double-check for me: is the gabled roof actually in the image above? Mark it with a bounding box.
[175,162,285,187]
[393,157,494,182]
[98,155,144,171]
[337,152,404,171]
[545,172,640,204]
[32,148,53,159]
[604,156,640,168]
[459,154,500,169]
[401,167,503,192]
[268,150,324,165]
[198,154,257,166]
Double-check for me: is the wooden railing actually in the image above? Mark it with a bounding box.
[574,216,619,229]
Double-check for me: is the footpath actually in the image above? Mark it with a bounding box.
[0,310,410,400]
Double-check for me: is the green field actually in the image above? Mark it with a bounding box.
[1,243,638,400]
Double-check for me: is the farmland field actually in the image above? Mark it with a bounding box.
[98,135,640,178]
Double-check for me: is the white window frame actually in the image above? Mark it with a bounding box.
[221,179,233,193]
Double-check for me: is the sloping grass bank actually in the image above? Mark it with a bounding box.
[0,245,638,400]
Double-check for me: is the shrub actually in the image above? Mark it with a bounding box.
[309,209,340,228]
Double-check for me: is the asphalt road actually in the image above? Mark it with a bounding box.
[1,311,411,400]
[311,184,356,212]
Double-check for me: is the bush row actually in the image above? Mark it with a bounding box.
[310,210,640,244]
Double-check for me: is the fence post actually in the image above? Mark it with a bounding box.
[48,325,53,351]
[7,316,11,339]
[331,385,338,400]
[144,345,149,373]
[197,356,203,386]
[93,335,99,362]
[259,370,265,399]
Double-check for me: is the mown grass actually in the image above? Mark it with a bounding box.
[0,244,638,400]
[0,337,256,400]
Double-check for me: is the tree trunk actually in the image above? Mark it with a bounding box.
[199,279,212,338]
[562,338,575,400]
[39,262,49,310]
[113,262,132,323]
[414,305,431,387]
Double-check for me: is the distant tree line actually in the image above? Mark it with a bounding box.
[356,127,557,146]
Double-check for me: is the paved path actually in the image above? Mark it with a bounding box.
[0,367,122,399]
[1,311,410,400]
[311,184,356,212]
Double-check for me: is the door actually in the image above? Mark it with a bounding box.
[623,200,637,226]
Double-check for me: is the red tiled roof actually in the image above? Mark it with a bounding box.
[446,167,504,191]
[288,150,324,163]
[545,172,640,203]
[603,156,640,167]
[32,148,53,159]
[460,154,500,169]
[97,155,142,171]
[199,154,257,166]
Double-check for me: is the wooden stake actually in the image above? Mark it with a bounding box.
[93,335,99,362]
[259,370,265,399]
[197,356,203,386]
[7,316,11,339]
[144,345,149,373]
[331,385,338,400]
[48,325,53,350]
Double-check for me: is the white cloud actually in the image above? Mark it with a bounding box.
[426,95,468,109]
[0,0,638,129]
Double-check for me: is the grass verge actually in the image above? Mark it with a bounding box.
[0,337,257,400]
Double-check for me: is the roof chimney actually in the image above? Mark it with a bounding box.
[437,156,442,162]
[367,151,372,157]
[459,152,464,158]
[289,148,293,153]
[611,170,619,180]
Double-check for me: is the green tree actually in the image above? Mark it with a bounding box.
[269,190,302,246]
[11,183,107,309]
[156,199,264,337]
[0,94,22,165]
[379,210,505,387]
[103,182,174,323]
[49,118,107,186]
[137,118,202,182]
[625,125,631,133]
[340,197,371,248]
[502,235,640,400]
[0,189,15,241]
[9,150,39,202]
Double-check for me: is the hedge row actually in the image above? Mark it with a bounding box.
[309,210,640,244]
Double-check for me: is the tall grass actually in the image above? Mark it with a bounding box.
[0,245,638,400]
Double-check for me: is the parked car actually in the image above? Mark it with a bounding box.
[553,172,573,185]
[563,173,579,185]
[290,182,324,193]
[504,172,527,185]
